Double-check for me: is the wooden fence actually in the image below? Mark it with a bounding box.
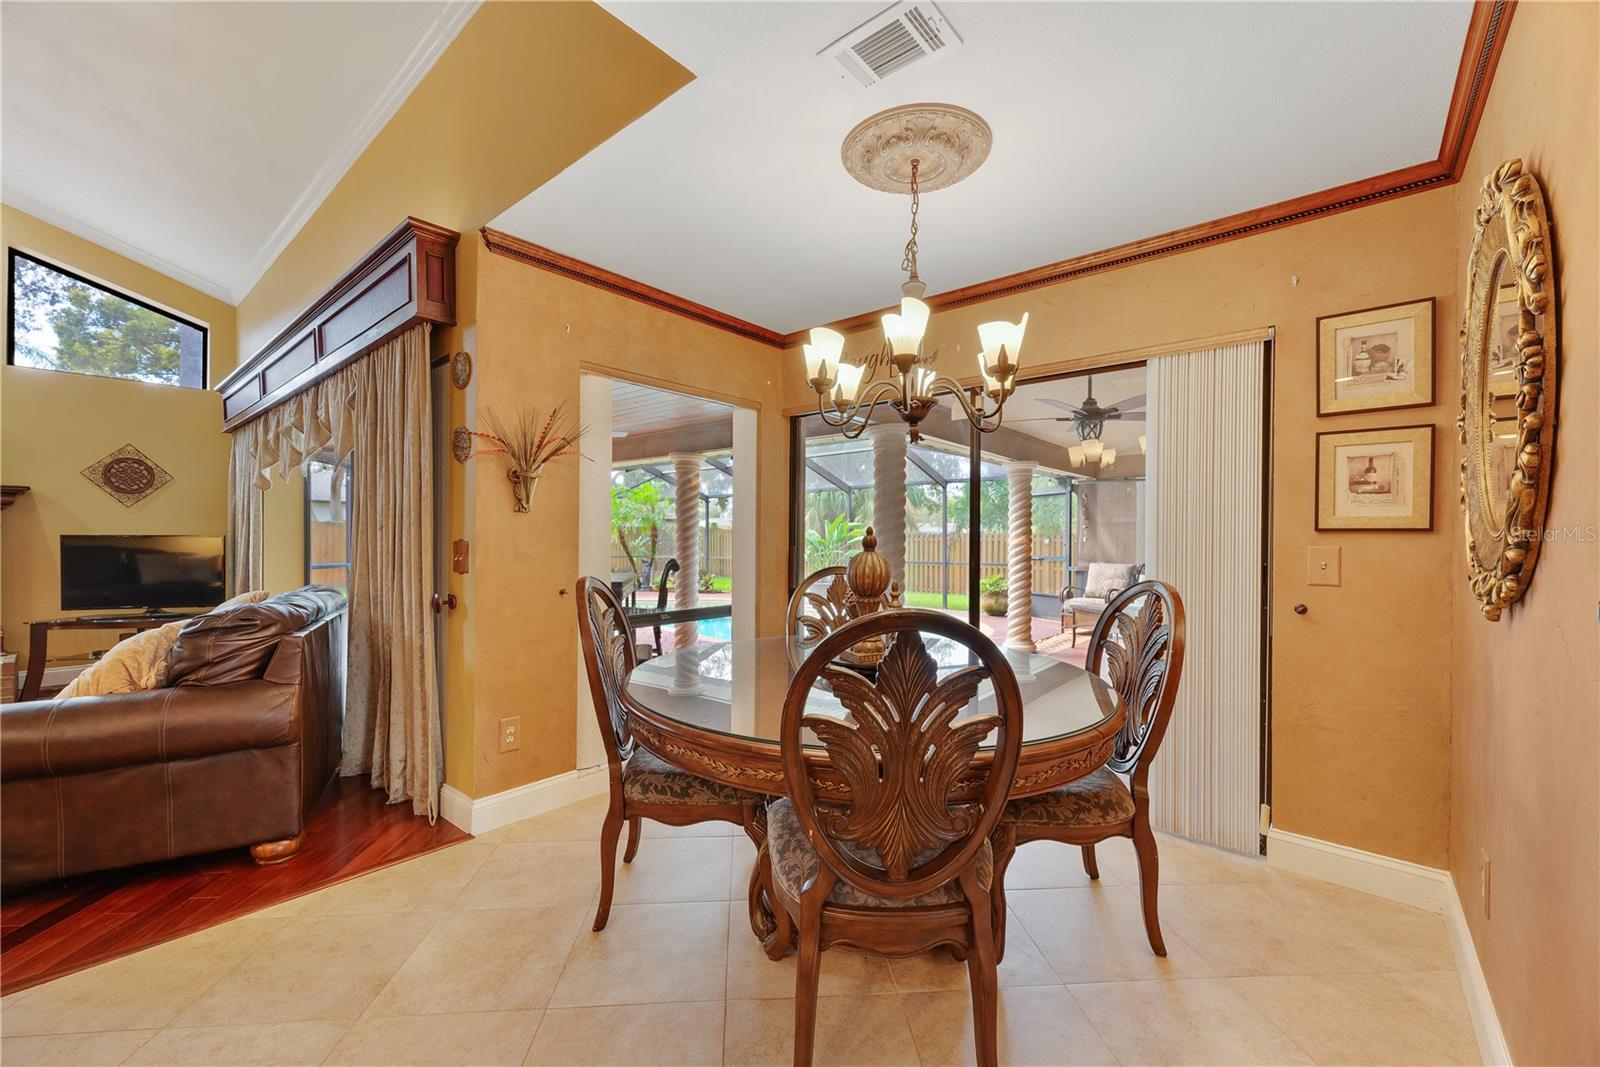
[611,527,1071,598]
[904,531,1070,599]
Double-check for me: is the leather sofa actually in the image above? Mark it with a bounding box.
[0,587,347,888]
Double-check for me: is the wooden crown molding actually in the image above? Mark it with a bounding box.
[784,0,1516,345]
[480,228,786,348]
[217,217,459,429]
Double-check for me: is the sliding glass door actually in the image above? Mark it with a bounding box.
[791,363,1148,662]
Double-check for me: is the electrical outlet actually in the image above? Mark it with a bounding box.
[1480,849,1491,918]
[499,716,521,753]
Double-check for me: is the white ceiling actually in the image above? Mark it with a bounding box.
[494,1,1473,334]
[0,1,475,302]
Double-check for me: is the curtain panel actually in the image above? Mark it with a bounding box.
[226,421,264,594]
[1146,341,1266,855]
[225,324,441,819]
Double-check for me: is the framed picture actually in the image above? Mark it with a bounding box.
[1315,424,1434,531]
[1316,298,1434,415]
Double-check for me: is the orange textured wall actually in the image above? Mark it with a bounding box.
[1448,3,1599,1063]
[466,244,788,796]
[784,187,1462,866]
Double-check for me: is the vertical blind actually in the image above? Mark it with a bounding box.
[1145,341,1266,854]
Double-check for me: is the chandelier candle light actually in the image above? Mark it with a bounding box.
[806,103,1028,443]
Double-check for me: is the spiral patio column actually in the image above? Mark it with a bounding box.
[1005,460,1038,653]
[867,423,907,592]
[669,452,702,652]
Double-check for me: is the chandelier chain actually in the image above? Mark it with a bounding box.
[900,158,920,283]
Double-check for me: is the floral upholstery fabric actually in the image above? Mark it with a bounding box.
[622,747,762,807]
[1004,767,1136,827]
[767,797,992,908]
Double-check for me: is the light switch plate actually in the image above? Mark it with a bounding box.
[1307,546,1341,586]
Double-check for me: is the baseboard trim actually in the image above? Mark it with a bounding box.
[440,766,608,836]
[1267,828,1510,1065]
[1266,827,1447,911]
[1444,876,1513,1066]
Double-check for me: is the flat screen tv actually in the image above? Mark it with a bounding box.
[60,535,226,612]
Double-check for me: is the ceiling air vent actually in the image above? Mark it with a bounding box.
[817,2,963,88]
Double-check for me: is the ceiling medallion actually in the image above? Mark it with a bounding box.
[841,103,992,194]
[82,443,172,507]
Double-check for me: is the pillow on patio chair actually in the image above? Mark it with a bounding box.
[1084,563,1141,601]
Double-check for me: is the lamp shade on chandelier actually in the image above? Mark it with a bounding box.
[806,103,1028,443]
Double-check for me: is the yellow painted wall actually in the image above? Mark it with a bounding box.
[782,188,1462,867]
[0,205,238,667]
[1447,4,1599,1063]
[466,246,788,796]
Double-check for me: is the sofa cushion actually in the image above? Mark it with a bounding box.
[168,586,346,687]
[56,591,271,699]
[767,796,991,909]
[1084,563,1141,601]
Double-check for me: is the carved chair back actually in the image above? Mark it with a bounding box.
[576,576,638,775]
[785,566,851,669]
[781,609,1023,902]
[1085,580,1186,787]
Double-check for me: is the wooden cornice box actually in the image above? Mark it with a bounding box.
[215,218,458,430]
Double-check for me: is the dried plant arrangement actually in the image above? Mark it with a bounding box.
[465,402,586,513]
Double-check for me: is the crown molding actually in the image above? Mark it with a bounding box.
[1,193,234,303]
[227,0,482,303]
[784,0,1516,345]
[481,227,786,348]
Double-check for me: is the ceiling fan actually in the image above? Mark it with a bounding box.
[1012,376,1146,441]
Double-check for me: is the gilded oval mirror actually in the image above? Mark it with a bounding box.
[1460,159,1558,620]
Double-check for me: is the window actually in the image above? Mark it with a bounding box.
[306,454,352,594]
[7,249,208,388]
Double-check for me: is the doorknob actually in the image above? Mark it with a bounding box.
[1292,603,1308,615]
[432,593,458,614]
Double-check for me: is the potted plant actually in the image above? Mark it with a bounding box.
[979,574,1008,616]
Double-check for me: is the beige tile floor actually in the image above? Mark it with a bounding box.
[0,793,1480,1066]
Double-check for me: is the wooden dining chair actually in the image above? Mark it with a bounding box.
[992,580,1185,957]
[770,610,1023,1067]
[576,576,768,931]
[784,565,850,668]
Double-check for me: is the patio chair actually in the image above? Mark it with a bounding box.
[1059,562,1143,647]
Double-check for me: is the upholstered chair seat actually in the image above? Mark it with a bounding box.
[577,576,769,933]
[1004,766,1136,827]
[767,797,993,909]
[623,747,764,807]
[1063,596,1109,614]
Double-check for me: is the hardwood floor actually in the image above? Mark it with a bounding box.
[0,777,468,995]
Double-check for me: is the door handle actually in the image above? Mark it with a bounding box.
[432,593,458,614]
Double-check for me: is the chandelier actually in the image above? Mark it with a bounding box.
[804,104,1027,443]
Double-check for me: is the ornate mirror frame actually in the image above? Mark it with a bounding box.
[1459,159,1559,620]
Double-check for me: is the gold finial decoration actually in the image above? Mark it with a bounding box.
[841,527,895,666]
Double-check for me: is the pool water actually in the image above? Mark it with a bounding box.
[698,616,733,641]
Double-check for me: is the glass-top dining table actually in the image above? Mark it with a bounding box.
[622,632,1126,953]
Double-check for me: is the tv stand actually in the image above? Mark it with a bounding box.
[19,611,202,702]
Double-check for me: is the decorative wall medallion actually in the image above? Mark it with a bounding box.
[450,350,472,389]
[451,426,473,463]
[81,444,171,507]
[841,103,992,193]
